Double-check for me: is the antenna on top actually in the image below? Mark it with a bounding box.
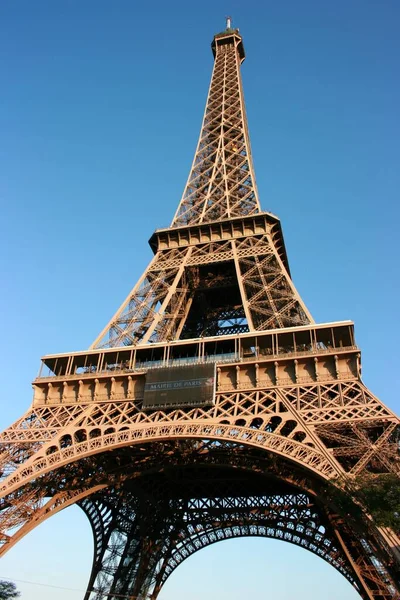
[226,16,232,30]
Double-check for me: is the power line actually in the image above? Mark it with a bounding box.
[0,576,140,598]
[0,576,83,592]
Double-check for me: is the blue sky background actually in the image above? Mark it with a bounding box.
[0,1,399,598]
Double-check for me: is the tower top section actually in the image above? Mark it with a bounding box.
[212,19,245,62]
[91,23,314,349]
[172,20,253,227]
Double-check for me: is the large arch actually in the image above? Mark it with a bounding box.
[70,441,382,600]
[0,436,399,600]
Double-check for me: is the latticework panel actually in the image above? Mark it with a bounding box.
[92,231,312,348]
[80,485,358,600]
[172,31,260,227]
[235,236,311,329]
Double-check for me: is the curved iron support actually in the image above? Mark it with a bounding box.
[77,455,398,600]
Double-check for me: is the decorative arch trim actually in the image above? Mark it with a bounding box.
[1,421,340,499]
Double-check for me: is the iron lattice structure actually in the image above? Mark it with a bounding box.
[1,23,400,600]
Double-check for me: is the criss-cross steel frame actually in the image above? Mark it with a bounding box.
[0,21,399,600]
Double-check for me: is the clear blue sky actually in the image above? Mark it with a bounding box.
[0,1,399,598]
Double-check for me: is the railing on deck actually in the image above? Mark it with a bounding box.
[35,344,358,382]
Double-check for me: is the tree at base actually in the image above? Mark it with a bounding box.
[0,581,20,599]
[356,474,400,532]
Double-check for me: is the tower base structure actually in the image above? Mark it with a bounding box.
[0,323,399,599]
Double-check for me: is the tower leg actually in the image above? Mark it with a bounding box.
[81,490,175,600]
[331,517,400,600]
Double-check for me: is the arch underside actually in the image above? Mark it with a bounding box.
[1,438,399,600]
[80,483,356,600]
[61,440,362,600]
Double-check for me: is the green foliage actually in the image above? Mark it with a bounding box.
[355,474,400,531]
[0,581,20,600]
[320,473,400,534]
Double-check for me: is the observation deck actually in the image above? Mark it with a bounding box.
[32,321,360,409]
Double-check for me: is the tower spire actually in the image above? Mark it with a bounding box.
[172,24,254,227]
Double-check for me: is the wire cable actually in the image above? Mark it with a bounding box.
[0,576,140,598]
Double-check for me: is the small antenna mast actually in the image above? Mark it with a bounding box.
[226,16,232,30]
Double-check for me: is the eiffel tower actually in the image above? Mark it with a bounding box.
[1,20,399,600]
